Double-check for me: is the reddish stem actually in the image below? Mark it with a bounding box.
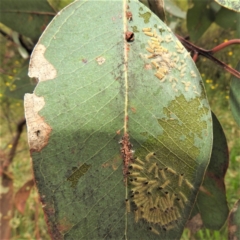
[192,52,199,62]
[176,34,240,79]
[210,39,240,54]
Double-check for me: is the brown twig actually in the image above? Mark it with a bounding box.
[0,10,56,15]
[176,34,240,79]
[2,118,26,172]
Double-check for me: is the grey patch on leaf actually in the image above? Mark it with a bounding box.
[24,93,52,152]
[185,213,203,234]
[28,44,57,82]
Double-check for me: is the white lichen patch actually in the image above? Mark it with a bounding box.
[24,94,52,152]
[29,44,57,82]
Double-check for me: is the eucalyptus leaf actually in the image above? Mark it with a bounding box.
[214,0,240,12]
[187,0,215,41]
[215,7,239,31]
[24,0,212,239]
[0,0,55,42]
[230,61,240,127]
[190,112,229,230]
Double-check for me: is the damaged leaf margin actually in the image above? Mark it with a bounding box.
[28,44,57,82]
[24,93,52,152]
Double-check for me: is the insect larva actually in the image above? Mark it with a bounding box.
[153,29,157,37]
[165,224,174,231]
[194,91,200,95]
[179,191,188,203]
[134,196,148,206]
[158,214,165,225]
[180,73,185,78]
[147,54,155,59]
[148,163,157,173]
[147,182,159,194]
[154,196,160,207]
[142,201,150,214]
[169,62,175,68]
[166,211,173,223]
[165,167,177,175]
[165,192,171,204]
[174,208,181,220]
[132,184,145,193]
[159,196,168,210]
[145,152,156,161]
[185,179,194,189]
[160,180,170,189]
[131,181,143,186]
[178,173,184,186]
[133,193,146,201]
[149,196,154,209]
[181,68,186,74]
[154,50,163,56]
[135,177,148,182]
[179,63,187,70]
[129,172,140,176]
[125,199,130,213]
[151,61,159,69]
[160,214,168,225]
[129,164,143,171]
[159,168,167,179]
[144,31,154,37]
[146,47,154,53]
[161,67,169,74]
[176,41,183,48]
[134,209,140,222]
[151,211,158,224]
[191,72,197,78]
[173,56,179,63]
[177,48,184,54]
[159,77,167,83]
[154,166,159,178]
[150,37,159,42]
[148,180,157,185]
[135,183,150,193]
[142,28,152,32]
[149,226,160,235]
[184,51,190,58]
[135,157,144,165]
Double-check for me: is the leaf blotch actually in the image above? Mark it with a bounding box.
[139,12,151,23]
[67,163,91,188]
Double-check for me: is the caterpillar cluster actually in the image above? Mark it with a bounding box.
[127,152,194,234]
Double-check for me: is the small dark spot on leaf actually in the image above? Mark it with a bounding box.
[125,31,134,42]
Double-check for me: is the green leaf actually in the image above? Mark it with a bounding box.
[47,0,74,12]
[228,199,240,239]
[215,7,240,31]
[214,0,240,12]
[187,0,215,41]
[165,0,186,19]
[189,112,229,230]
[5,62,36,100]
[0,0,55,42]
[24,0,212,239]
[230,61,240,127]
